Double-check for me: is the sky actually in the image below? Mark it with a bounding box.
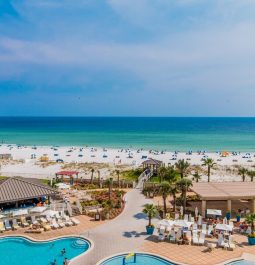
[0,0,255,116]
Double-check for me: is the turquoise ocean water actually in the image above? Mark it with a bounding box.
[0,117,255,151]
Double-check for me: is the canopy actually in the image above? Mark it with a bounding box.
[56,183,71,189]
[174,219,193,228]
[207,209,222,216]
[30,206,47,213]
[43,210,58,217]
[215,223,233,231]
[12,209,28,216]
[157,220,175,228]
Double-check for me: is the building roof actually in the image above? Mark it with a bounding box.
[0,177,58,204]
[56,171,79,176]
[192,182,255,200]
[142,158,163,166]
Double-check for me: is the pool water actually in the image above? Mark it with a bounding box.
[229,261,255,265]
[0,236,90,265]
[101,254,175,265]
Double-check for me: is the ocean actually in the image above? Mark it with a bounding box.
[0,117,255,151]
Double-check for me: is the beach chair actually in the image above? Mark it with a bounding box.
[57,219,65,228]
[4,220,12,231]
[192,232,199,245]
[20,217,29,227]
[51,218,59,229]
[46,216,52,223]
[64,215,73,226]
[12,219,19,230]
[192,223,198,232]
[169,230,176,243]
[226,235,236,250]
[199,233,205,245]
[42,223,51,231]
[186,230,192,244]
[40,217,48,223]
[71,217,80,225]
[0,221,5,232]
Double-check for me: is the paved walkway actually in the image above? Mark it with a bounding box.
[73,189,152,265]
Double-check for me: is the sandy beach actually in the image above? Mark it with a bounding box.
[0,144,254,182]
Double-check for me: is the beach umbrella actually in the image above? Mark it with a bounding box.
[30,206,47,213]
[157,219,175,228]
[195,207,199,217]
[12,209,28,217]
[206,209,222,216]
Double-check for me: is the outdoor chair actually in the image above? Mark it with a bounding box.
[20,217,29,227]
[207,225,213,237]
[192,232,199,245]
[12,219,19,230]
[51,218,59,229]
[31,216,39,225]
[217,234,225,248]
[202,224,207,235]
[198,233,205,245]
[169,230,176,243]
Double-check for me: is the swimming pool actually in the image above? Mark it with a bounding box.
[0,236,90,265]
[99,253,176,265]
[228,261,255,265]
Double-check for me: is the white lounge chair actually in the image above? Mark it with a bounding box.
[51,218,59,229]
[31,216,38,225]
[64,215,73,226]
[207,225,213,237]
[192,232,199,245]
[217,234,225,248]
[202,224,207,235]
[12,219,19,230]
[192,223,198,232]
[225,235,235,250]
[20,217,29,227]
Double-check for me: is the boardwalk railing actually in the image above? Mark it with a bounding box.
[136,170,153,189]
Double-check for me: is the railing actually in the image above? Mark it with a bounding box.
[136,170,153,189]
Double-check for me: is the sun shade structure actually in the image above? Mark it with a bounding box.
[0,177,58,204]
[207,209,222,216]
[142,158,163,173]
[192,182,255,217]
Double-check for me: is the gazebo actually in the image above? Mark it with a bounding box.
[191,182,255,218]
[142,158,163,174]
[55,171,79,185]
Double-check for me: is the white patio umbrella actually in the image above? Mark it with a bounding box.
[43,210,58,217]
[195,207,199,217]
[215,223,233,232]
[30,206,47,213]
[157,219,175,228]
[207,209,222,216]
[180,206,184,216]
[12,209,28,217]
[174,219,193,228]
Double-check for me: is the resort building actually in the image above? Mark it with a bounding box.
[142,158,163,174]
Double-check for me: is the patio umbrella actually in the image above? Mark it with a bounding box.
[12,209,28,217]
[43,210,58,217]
[30,206,47,213]
[180,206,184,216]
[215,223,233,232]
[157,220,175,228]
[174,219,193,228]
[195,207,199,217]
[207,209,222,216]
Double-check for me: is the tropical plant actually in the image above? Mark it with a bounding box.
[202,158,216,182]
[169,185,178,212]
[90,168,95,184]
[176,178,192,214]
[105,178,113,202]
[159,181,171,216]
[245,214,255,235]
[115,169,121,188]
[165,166,179,183]
[143,204,158,227]
[175,159,190,178]
[248,170,255,182]
[238,167,248,182]
[192,170,202,183]
[158,166,168,183]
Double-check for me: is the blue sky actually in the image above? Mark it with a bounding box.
[0,0,255,116]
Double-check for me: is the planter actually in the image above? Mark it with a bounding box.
[236,216,241,222]
[146,226,155,235]
[226,212,231,220]
[248,237,255,245]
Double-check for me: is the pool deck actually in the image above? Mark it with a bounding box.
[2,189,255,265]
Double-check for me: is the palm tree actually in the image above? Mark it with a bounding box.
[238,167,248,182]
[165,166,179,184]
[248,170,255,182]
[245,214,255,234]
[192,170,201,183]
[202,158,216,182]
[106,178,113,202]
[175,159,190,179]
[158,166,168,183]
[176,178,192,214]
[143,204,158,227]
[169,185,178,212]
[115,169,120,188]
[90,168,95,184]
[159,181,171,216]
